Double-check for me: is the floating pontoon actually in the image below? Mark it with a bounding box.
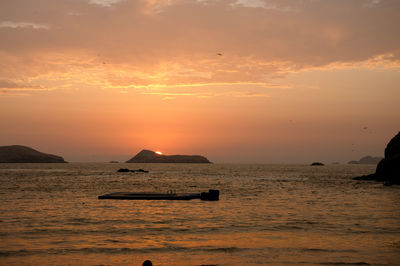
[98,189,219,201]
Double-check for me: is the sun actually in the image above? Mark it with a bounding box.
[155,151,163,155]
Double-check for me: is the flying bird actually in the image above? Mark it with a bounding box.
[216,53,222,56]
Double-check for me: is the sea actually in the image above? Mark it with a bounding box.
[0,163,399,265]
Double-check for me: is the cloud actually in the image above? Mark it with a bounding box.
[0,79,49,96]
[88,0,125,7]
[231,0,297,12]
[364,0,382,8]
[66,11,82,16]
[0,21,50,30]
[2,1,399,64]
[0,79,23,89]
[137,82,272,99]
[232,0,267,9]
[142,0,178,14]
[0,79,45,90]
[0,0,399,97]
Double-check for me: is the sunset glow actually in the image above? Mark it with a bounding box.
[1,2,400,263]
[0,0,399,163]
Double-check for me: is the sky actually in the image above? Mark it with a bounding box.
[0,0,399,163]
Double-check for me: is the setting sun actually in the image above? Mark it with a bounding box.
[155,151,163,155]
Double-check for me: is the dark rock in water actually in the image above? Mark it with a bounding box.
[117,168,149,173]
[348,155,383,164]
[0,145,66,163]
[126,149,211,163]
[117,168,130,172]
[142,260,153,266]
[136,168,149,173]
[354,131,400,185]
[311,162,324,166]
[353,173,376,181]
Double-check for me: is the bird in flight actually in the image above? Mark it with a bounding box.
[216,53,222,56]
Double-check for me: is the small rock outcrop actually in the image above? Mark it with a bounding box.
[117,168,149,173]
[348,155,383,164]
[126,150,211,163]
[0,145,66,163]
[311,162,324,166]
[354,132,400,185]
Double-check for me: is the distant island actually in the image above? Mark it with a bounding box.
[126,150,211,163]
[310,162,324,166]
[0,145,66,163]
[348,155,383,164]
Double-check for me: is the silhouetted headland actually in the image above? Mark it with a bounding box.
[0,145,66,163]
[354,131,400,185]
[126,150,211,163]
[348,155,383,164]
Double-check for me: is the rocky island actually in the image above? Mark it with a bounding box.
[0,145,66,163]
[354,131,400,185]
[311,162,324,166]
[126,150,211,163]
[348,155,383,164]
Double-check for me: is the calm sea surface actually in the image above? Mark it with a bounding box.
[0,163,399,265]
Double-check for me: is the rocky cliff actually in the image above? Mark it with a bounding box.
[126,150,211,163]
[0,145,66,163]
[354,132,400,185]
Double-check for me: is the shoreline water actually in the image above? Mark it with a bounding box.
[0,163,399,265]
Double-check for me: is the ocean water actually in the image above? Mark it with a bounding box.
[0,163,399,265]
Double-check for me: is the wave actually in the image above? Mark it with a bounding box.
[319,262,370,265]
[299,248,357,253]
[0,245,248,257]
[1,245,360,258]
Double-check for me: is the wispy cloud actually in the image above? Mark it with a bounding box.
[0,91,30,96]
[88,0,125,7]
[364,0,382,8]
[0,21,50,30]
[232,0,267,9]
[139,86,271,99]
[0,79,44,90]
[0,79,49,96]
[66,11,82,16]
[1,49,399,99]
[110,81,289,90]
[231,0,298,12]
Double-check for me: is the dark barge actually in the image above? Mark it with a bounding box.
[98,189,219,201]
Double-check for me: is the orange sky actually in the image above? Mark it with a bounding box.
[1,0,399,163]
